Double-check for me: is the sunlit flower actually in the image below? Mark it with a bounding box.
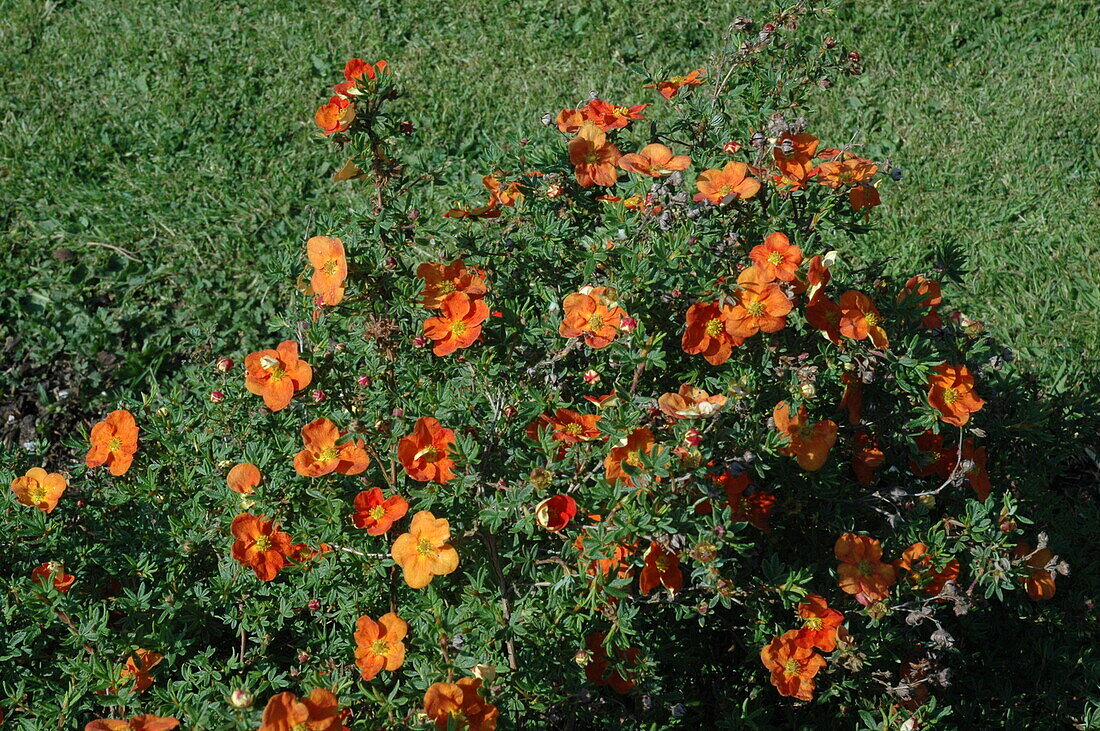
[354,612,407,681]
[352,487,409,535]
[894,542,961,596]
[423,677,499,730]
[535,494,578,532]
[773,402,837,471]
[423,292,489,356]
[838,290,889,349]
[293,418,370,477]
[227,463,261,495]
[244,341,313,412]
[682,301,742,365]
[10,467,67,512]
[794,595,844,652]
[927,363,984,426]
[391,511,459,589]
[618,143,690,177]
[525,408,602,443]
[84,715,180,731]
[559,286,627,349]
[120,649,163,693]
[638,541,683,595]
[694,161,760,203]
[604,426,656,487]
[657,384,727,419]
[397,417,456,483]
[306,236,347,306]
[835,533,896,603]
[231,513,296,582]
[31,561,74,593]
[568,123,622,187]
[259,688,348,731]
[416,260,488,309]
[85,409,139,476]
[760,630,826,700]
[645,68,706,99]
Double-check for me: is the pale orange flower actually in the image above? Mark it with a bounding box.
[244,341,313,412]
[568,123,622,187]
[306,236,347,306]
[354,612,408,681]
[85,409,139,476]
[391,511,459,589]
[694,161,760,203]
[618,143,691,177]
[227,463,261,494]
[10,467,67,512]
[293,418,370,477]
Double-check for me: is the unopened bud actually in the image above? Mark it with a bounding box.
[722,141,742,155]
[574,650,591,667]
[502,405,518,419]
[684,428,703,447]
[471,664,498,682]
[357,375,372,387]
[311,390,326,403]
[546,183,565,199]
[215,357,234,373]
[412,335,428,348]
[307,598,321,611]
[209,390,225,403]
[619,316,638,333]
[582,369,600,385]
[229,689,254,709]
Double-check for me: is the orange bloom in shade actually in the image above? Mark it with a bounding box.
[583,390,619,409]
[443,200,501,219]
[525,408,602,443]
[230,513,295,581]
[423,292,489,356]
[85,715,180,731]
[760,631,826,701]
[558,286,627,349]
[10,467,67,512]
[397,417,456,483]
[657,384,727,419]
[306,236,347,306]
[618,143,691,177]
[259,688,348,731]
[31,561,74,593]
[293,418,370,477]
[584,632,641,694]
[749,232,803,282]
[840,372,863,425]
[681,301,743,365]
[573,524,635,580]
[353,612,407,681]
[85,409,139,476]
[894,542,961,596]
[423,677,499,731]
[391,511,459,589]
[227,463,261,495]
[120,649,163,693]
[646,67,705,99]
[535,494,577,532]
[728,268,793,338]
[583,99,648,130]
[835,533,897,604]
[244,341,313,412]
[604,426,657,487]
[482,173,524,207]
[898,275,944,329]
[910,432,992,501]
[838,290,889,348]
[794,595,844,652]
[927,363,984,427]
[416,260,488,309]
[799,253,834,304]
[555,107,587,134]
[314,95,355,135]
[695,470,776,532]
[805,296,844,346]
[351,488,409,535]
[773,402,837,472]
[851,429,885,486]
[815,156,877,188]
[568,123,622,187]
[1013,542,1056,601]
[849,184,881,211]
[638,542,683,596]
[694,161,760,203]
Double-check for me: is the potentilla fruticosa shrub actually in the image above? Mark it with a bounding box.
[2,6,1082,730]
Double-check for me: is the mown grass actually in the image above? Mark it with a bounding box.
[0,0,1097,443]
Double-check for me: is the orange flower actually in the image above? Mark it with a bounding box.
[835,533,897,604]
[583,390,619,409]
[558,286,627,349]
[618,143,691,177]
[573,525,635,580]
[638,542,683,596]
[583,99,648,130]
[354,612,407,681]
[794,595,844,652]
[748,232,802,282]
[657,384,727,419]
[898,275,943,329]
[10,467,66,512]
[535,494,577,532]
[231,513,295,581]
[851,429,884,486]
[31,561,74,593]
[391,511,459,589]
[849,184,881,211]
[772,133,820,188]
[443,200,501,219]
[894,542,961,596]
[227,463,261,495]
[525,408,602,443]
[555,107,587,134]
[351,487,409,535]
[840,372,863,425]
[244,341,313,412]
[568,123,622,187]
[584,632,640,694]
[85,409,139,476]
[397,417,456,483]
[772,402,837,471]
[85,715,179,731]
[423,677,499,731]
[681,301,743,365]
[259,688,347,731]
[696,470,775,532]
[728,268,793,338]
[416,260,488,309]
[293,418,370,477]
[1013,542,1056,601]
[694,161,760,203]
[805,296,843,346]
[815,156,877,188]
[343,58,388,84]
[927,363,984,427]
[760,630,827,701]
[423,292,489,356]
[120,649,163,693]
[799,253,834,304]
[314,96,355,135]
[646,67,705,99]
[306,236,347,306]
[482,173,524,207]
[604,426,656,487]
[838,290,889,348]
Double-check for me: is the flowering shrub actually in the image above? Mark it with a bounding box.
[2,7,1093,729]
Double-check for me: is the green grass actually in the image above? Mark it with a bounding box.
[1,0,1097,440]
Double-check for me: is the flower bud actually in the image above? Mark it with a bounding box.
[215,357,234,373]
[413,335,428,348]
[722,141,742,155]
[799,382,816,399]
[399,120,414,135]
[311,390,326,403]
[471,664,498,682]
[684,428,703,447]
[823,36,836,48]
[529,467,553,490]
[229,689,254,709]
[582,369,600,385]
[502,405,518,419]
[619,316,638,333]
[546,183,565,199]
[209,390,225,403]
[763,23,775,32]
[357,375,372,387]
[297,651,310,663]
[307,598,321,611]
[392,407,405,418]
[574,650,591,667]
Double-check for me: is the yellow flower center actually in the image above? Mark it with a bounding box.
[416,537,435,555]
[438,281,457,294]
[47,560,63,573]
[450,320,468,336]
[28,484,47,503]
[804,617,824,631]
[318,446,340,462]
[587,314,605,331]
[864,312,880,327]
[321,258,339,275]
[718,184,733,196]
[783,659,802,676]
[291,724,309,731]
[253,535,272,551]
[655,555,672,573]
[259,354,280,370]
[625,450,643,468]
[564,423,585,436]
[857,559,873,576]
[704,318,724,337]
[585,151,600,164]
[108,437,122,452]
[942,388,959,404]
[369,506,387,521]
[370,639,390,655]
[766,251,785,266]
[268,366,287,382]
[613,106,629,117]
[745,301,766,318]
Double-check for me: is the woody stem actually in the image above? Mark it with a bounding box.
[482,530,519,672]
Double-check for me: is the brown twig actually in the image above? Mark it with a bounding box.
[85,241,142,262]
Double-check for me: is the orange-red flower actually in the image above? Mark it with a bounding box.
[259,688,347,731]
[760,630,827,701]
[526,408,602,443]
[568,123,622,187]
[773,402,837,472]
[482,173,524,207]
[416,260,488,309]
[851,429,885,486]
[31,561,74,593]
[391,511,459,589]
[423,292,489,356]
[343,58,388,84]
[618,143,690,177]
[638,542,683,595]
[927,364,984,427]
[227,462,261,494]
[694,161,760,203]
[120,649,163,693]
[799,253,834,304]
[681,301,743,365]
[805,296,843,346]
[535,494,577,532]
[772,133,820,189]
[293,418,370,477]
[696,470,776,531]
[558,286,627,349]
[835,533,897,604]
[423,677,499,731]
[910,431,991,500]
[85,409,139,476]
[838,290,889,348]
[748,232,803,282]
[244,341,313,412]
[584,632,640,694]
[573,524,635,580]
[849,184,881,211]
[657,384,727,419]
[352,487,409,535]
[815,156,877,188]
[397,417,456,483]
[1013,542,1056,601]
[794,595,844,652]
[306,236,347,306]
[231,513,296,581]
[894,542,961,596]
[898,275,944,329]
[646,68,705,99]
[314,96,355,135]
[583,99,648,130]
[85,715,179,731]
[354,612,407,681]
[604,426,656,487]
[10,467,67,512]
[728,268,793,337]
